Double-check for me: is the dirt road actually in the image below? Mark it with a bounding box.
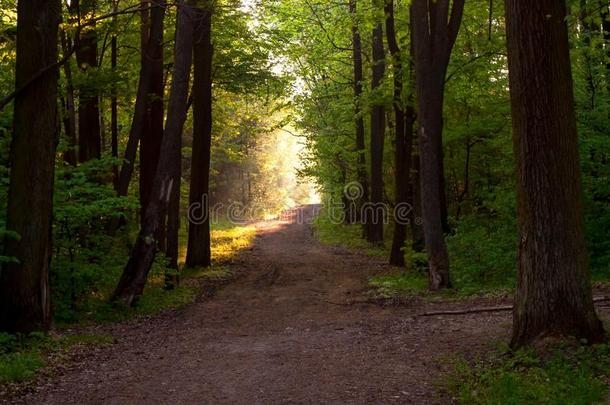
[11,205,514,404]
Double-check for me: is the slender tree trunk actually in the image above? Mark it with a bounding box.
[73,0,102,163]
[111,0,119,188]
[386,0,415,266]
[411,157,425,252]
[186,5,213,268]
[139,0,166,250]
[367,0,385,245]
[600,1,610,93]
[412,0,464,290]
[166,0,192,285]
[113,0,192,305]
[506,0,605,348]
[60,30,77,166]
[115,0,166,198]
[349,0,369,227]
[0,0,60,333]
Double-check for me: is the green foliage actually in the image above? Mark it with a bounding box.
[313,209,387,258]
[0,228,19,264]
[0,352,43,383]
[447,344,610,404]
[51,157,138,323]
[0,332,50,383]
[0,332,114,384]
[370,272,428,297]
[446,210,517,295]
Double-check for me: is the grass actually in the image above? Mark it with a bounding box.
[446,343,610,404]
[313,210,388,257]
[313,212,515,299]
[78,220,256,325]
[1,220,257,386]
[0,332,114,384]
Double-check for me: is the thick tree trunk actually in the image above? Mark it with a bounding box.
[387,0,415,267]
[115,0,165,198]
[113,0,192,305]
[412,0,464,290]
[506,0,605,348]
[367,1,385,245]
[73,0,101,163]
[349,0,369,227]
[185,6,213,268]
[0,0,60,333]
[139,0,166,249]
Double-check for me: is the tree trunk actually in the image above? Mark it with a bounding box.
[506,0,605,348]
[0,0,60,333]
[387,0,416,267]
[111,0,119,188]
[367,0,385,245]
[411,157,425,252]
[185,5,213,268]
[115,0,166,198]
[349,0,369,227]
[139,0,166,250]
[60,30,77,166]
[412,0,464,290]
[601,1,610,94]
[73,0,102,163]
[113,0,192,305]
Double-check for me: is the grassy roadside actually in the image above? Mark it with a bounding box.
[312,212,513,299]
[445,343,610,404]
[0,333,115,385]
[314,213,610,403]
[0,220,257,386]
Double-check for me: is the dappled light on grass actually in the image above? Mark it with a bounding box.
[210,222,257,263]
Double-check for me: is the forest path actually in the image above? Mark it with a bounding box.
[16,205,514,404]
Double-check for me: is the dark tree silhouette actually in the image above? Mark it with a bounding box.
[0,0,61,332]
[366,0,386,245]
[412,0,465,289]
[506,0,605,347]
[186,5,213,268]
[113,0,192,305]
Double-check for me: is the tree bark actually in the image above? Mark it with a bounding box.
[367,0,386,245]
[111,0,119,188]
[185,5,213,268]
[387,0,416,267]
[139,0,166,249]
[0,0,60,333]
[115,0,166,198]
[506,0,605,347]
[600,1,610,94]
[60,30,77,166]
[411,0,464,290]
[349,0,369,228]
[72,0,102,163]
[113,0,192,305]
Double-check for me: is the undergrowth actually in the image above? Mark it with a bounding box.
[0,332,114,384]
[446,343,610,404]
[313,208,516,298]
[62,219,256,325]
[0,221,256,386]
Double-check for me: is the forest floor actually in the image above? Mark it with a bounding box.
[5,205,607,404]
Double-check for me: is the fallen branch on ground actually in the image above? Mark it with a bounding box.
[416,296,610,317]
